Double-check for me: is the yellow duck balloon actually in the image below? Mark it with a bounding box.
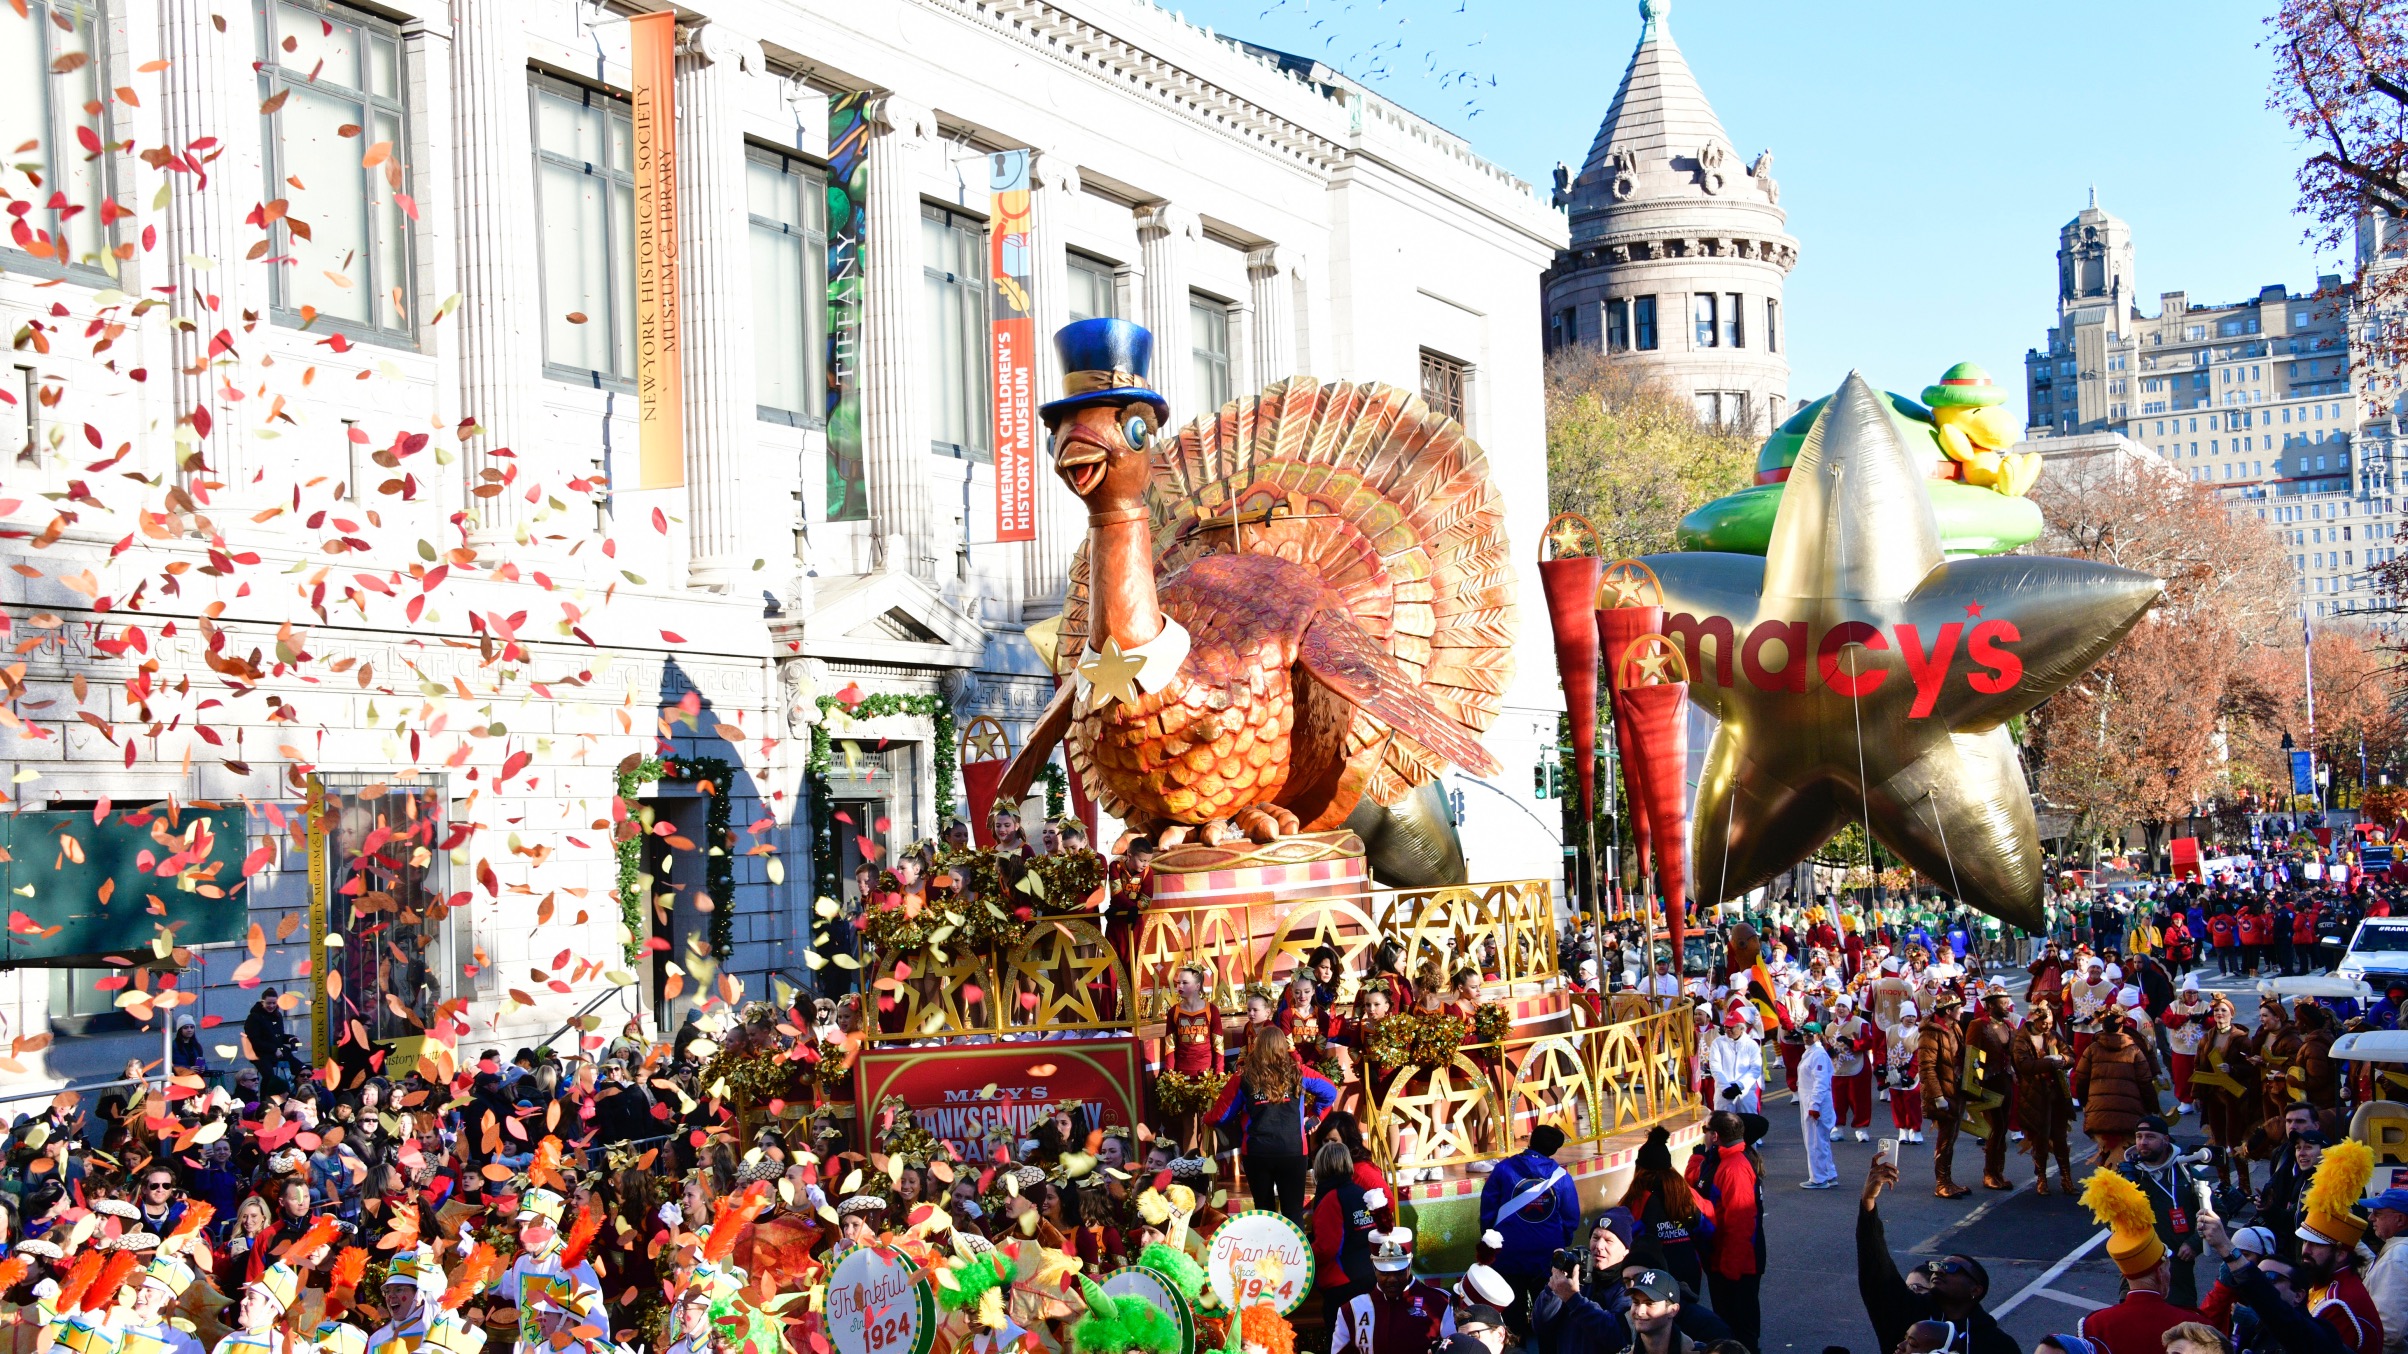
[1926,363,2041,498]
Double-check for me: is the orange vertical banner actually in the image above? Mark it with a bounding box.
[630,11,684,489]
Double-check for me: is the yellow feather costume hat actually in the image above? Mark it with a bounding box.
[2300,1140,2376,1248]
[2080,1170,2164,1279]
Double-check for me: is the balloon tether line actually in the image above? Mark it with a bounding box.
[1834,464,1880,911]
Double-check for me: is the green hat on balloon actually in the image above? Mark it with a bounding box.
[1921,361,2011,410]
[1677,362,2045,559]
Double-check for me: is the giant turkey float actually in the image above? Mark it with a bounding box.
[836,332,2163,1273]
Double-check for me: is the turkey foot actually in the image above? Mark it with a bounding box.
[1155,824,1193,848]
[1232,805,1300,842]
[1198,818,1245,847]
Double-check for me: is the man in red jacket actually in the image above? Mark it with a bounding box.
[2207,911,2238,978]
[1685,1110,1762,1350]
[2237,905,2272,977]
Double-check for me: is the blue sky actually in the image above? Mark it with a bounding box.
[1172,0,2338,427]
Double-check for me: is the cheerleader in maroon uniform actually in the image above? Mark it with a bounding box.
[1165,962,1224,1151]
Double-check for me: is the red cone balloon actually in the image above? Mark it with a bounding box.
[1538,555,1603,823]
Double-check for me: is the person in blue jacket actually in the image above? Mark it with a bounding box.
[1480,1122,1583,1332]
[1208,1028,1336,1223]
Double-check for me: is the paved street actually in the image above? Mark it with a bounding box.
[1743,965,2272,1353]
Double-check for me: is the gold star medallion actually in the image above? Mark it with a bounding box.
[1077,636,1148,710]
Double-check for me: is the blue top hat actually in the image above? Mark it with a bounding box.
[1042,318,1170,423]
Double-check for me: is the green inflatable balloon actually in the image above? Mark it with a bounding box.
[1678,387,2044,557]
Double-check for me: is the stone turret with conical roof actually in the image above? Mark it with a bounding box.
[1541,0,1798,434]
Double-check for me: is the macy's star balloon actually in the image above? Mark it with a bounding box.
[1638,373,2161,930]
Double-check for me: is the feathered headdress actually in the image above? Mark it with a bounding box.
[701,1184,770,1267]
[51,1251,106,1313]
[2080,1170,2165,1278]
[529,1137,568,1193]
[0,1257,29,1295]
[79,1252,141,1312]
[438,1243,498,1312]
[933,1249,1014,1331]
[324,1247,369,1321]
[557,1206,601,1271]
[2302,1139,2377,1247]
[274,1215,342,1264]
[162,1203,216,1260]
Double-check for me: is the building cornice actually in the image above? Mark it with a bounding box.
[1548,230,1799,276]
[936,0,1350,171]
[915,0,1546,225]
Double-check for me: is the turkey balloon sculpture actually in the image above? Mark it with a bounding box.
[999,319,1511,849]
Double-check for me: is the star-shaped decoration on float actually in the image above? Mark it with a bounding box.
[1639,374,2162,930]
[964,725,1009,761]
[1599,559,1662,610]
[1077,636,1147,709]
[1548,516,1597,559]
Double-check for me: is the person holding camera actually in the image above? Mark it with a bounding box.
[1534,1210,1733,1353]
[1859,1156,2017,1354]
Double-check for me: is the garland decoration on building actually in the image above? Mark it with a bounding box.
[1040,762,1068,818]
[804,690,959,898]
[611,754,737,965]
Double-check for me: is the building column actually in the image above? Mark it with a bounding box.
[1136,202,1197,422]
[862,94,938,579]
[450,0,543,539]
[160,0,246,496]
[676,23,760,591]
[1024,150,1081,620]
[1248,246,1293,388]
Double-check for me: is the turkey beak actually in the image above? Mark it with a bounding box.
[1052,422,1113,498]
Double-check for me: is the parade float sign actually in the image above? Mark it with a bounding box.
[1205,1211,1313,1315]
[826,1245,936,1354]
[853,1038,1142,1159]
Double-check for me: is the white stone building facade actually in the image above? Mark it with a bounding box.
[1539,0,1795,433]
[0,0,1566,1075]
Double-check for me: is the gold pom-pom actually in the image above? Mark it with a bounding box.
[2306,1139,2376,1225]
[2079,1169,2154,1239]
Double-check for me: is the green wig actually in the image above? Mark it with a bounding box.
[1072,1278,1182,1354]
[1135,1243,1205,1302]
[936,1253,1016,1314]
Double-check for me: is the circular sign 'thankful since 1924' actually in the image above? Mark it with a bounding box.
[825,1244,936,1354]
[1205,1210,1316,1315]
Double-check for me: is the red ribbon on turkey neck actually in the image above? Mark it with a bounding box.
[1537,554,1603,829]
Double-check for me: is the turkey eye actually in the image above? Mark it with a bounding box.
[1124,415,1152,451]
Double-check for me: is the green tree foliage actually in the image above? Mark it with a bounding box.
[1544,346,1759,559]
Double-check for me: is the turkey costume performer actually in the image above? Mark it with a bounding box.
[997,318,1512,849]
